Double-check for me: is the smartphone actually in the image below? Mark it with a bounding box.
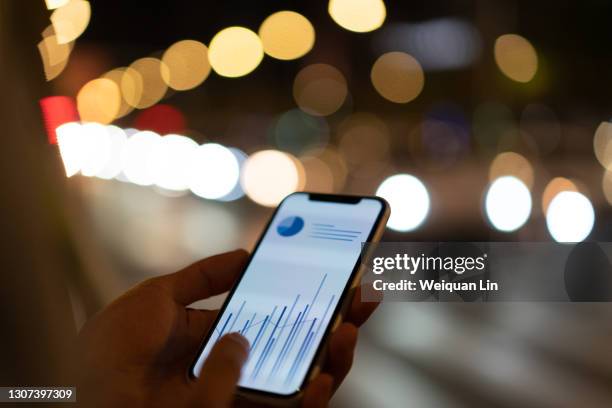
[190,192,389,404]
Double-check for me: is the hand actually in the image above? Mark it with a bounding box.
[77,250,378,407]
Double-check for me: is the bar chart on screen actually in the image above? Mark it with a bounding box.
[213,273,337,390]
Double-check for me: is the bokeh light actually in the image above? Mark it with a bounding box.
[603,171,612,206]
[134,104,186,135]
[208,27,264,78]
[376,174,430,232]
[45,0,69,10]
[303,147,348,192]
[272,109,329,155]
[546,192,594,242]
[593,121,612,169]
[56,122,84,177]
[488,152,534,190]
[519,104,561,155]
[122,57,168,109]
[218,148,248,201]
[328,0,386,33]
[37,29,72,81]
[77,78,121,124]
[161,40,211,90]
[338,113,390,167]
[494,34,538,83]
[79,123,112,177]
[485,176,532,232]
[96,125,127,180]
[293,64,348,116]
[50,0,91,44]
[259,11,315,60]
[242,150,302,207]
[188,144,240,199]
[120,130,162,186]
[371,52,424,103]
[300,155,335,193]
[149,134,198,191]
[542,177,578,214]
[102,68,135,119]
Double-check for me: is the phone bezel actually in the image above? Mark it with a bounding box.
[189,192,388,399]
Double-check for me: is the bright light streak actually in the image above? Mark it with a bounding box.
[328,0,386,33]
[150,134,199,191]
[241,150,300,207]
[485,176,532,232]
[188,144,240,199]
[376,174,430,231]
[120,130,162,186]
[546,192,594,242]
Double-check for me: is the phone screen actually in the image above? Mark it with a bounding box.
[191,193,385,396]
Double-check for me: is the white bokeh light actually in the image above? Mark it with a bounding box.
[218,148,247,201]
[376,174,430,232]
[241,150,301,207]
[95,125,127,179]
[188,143,240,199]
[546,191,594,242]
[56,122,85,177]
[485,176,532,232]
[120,130,162,186]
[149,134,198,191]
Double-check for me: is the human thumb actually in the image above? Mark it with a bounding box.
[193,332,249,408]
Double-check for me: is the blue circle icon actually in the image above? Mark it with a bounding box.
[277,216,304,237]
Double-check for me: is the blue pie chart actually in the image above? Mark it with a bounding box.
[277,216,304,237]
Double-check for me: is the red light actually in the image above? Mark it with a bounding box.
[134,104,186,135]
[39,96,80,144]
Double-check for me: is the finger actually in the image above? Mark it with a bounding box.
[193,332,249,408]
[302,374,333,408]
[345,285,380,327]
[324,323,357,390]
[183,308,217,353]
[154,249,248,305]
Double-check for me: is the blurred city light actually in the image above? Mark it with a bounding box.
[45,0,70,10]
[120,130,162,186]
[273,109,329,155]
[338,113,389,167]
[488,152,534,190]
[603,170,612,206]
[593,121,612,169]
[371,52,424,103]
[39,95,79,144]
[76,78,121,124]
[218,148,248,201]
[122,57,168,109]
[50,0,91,44]
[188,144,240,199]
[259,11,315,60]
[300,155,335,193]
[376,174,430,232]
[293,64,348,116]
[208,26,264,78]
[542,177,578,214]
[303,147,348,192]
[79,122,111,177]
[546,191,594,242]
[150,134,198,191]
[95,125,127,180]
[161,40,211,91]
[56,122,85,177]
[374,19,481,71]
[134,104,186,135]
[485,176,532,232]
[494,34,538,83]
[242,150,301,207]
[328,0,386,33]
[38,29,73,81]
[102,68,135,119]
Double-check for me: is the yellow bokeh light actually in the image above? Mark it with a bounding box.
[293,64,347,116]
[161,40,211,90]
[593,121,612,169]
[338,113,390,167]
[259,11,315,60]
[494,34,538,83]
[77,78,121,124]
[300,155,334,193]
[542,177,577,214]
[489,151,534,190]
[45,0,70,10]
[241,150,302,207]
[121,57,168,109]
[50,0,91,44]
[328,0,386,33]
[602,171,612,206]
[208,27,264,78]
[38,30,73,81]
[102,68,135,119]
[371,52,424,103]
